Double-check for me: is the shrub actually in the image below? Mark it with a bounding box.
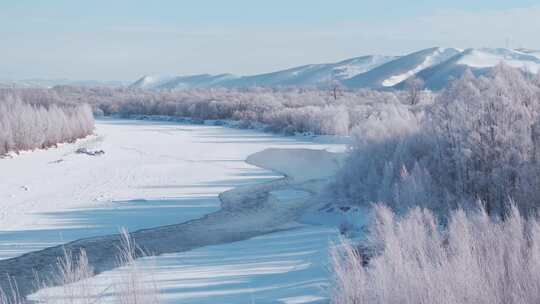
[3,229,160,303]
[331,203,540,304]
[0,94,94,155]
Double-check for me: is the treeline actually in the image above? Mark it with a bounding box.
[0,90,94,155]
[0,80,422,155]
[50,85,421,136]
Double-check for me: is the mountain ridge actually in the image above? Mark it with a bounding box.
[126,47,540,91]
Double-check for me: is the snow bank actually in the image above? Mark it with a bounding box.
[247,148,345,183]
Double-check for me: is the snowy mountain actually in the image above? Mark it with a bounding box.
[407,48,540,90]
[343,47,462,89]
[219,55,396,88]
[131,55,395,90]
[131,47,540,91]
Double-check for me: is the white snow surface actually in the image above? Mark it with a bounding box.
[1,118,347,303]
[247,148,345,183]
[31,227,339,303]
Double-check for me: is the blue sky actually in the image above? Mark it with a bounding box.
[1,0,539,80]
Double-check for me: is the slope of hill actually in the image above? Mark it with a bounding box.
[220,55,396,88]
[343,47,461,89]
[410,48,540,90]
[131,55,395,90]
[156,74,238,90]
[457,48,540,72]
[129,75,176,90]
[130,47,540,91]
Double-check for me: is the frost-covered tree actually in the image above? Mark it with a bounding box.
[428,65,540,213]
[23,86,409,136]
[405,77,425,105]
[0,92,94,155]
[335,64,540,216]
[331,203,540,304]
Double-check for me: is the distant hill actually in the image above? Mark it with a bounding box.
[128,47,540,91]
[218,55,396,88]
[401,48,540,90]
[131,55,396,90]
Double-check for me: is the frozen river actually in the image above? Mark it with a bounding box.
[0,118,346,303]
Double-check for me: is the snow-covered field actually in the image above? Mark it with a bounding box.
[0,118,347,303]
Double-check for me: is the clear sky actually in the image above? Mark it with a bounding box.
[1,0,539,81]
